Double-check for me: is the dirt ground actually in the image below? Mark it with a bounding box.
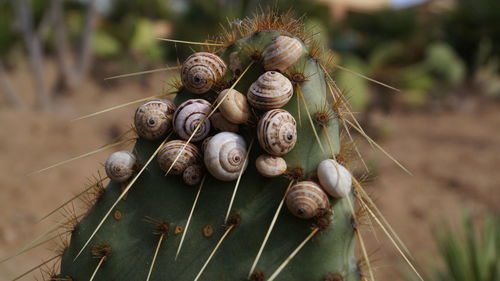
[0,69,498,280]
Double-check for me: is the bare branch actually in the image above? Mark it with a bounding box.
[77,0,97,79]
[0,60,24,108]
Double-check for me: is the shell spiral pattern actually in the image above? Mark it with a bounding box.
[286,181,330,219]
[157,140,201,175]
[247,71,293,110]
[257,109,297,156]
[216,89,250,124]
[104,151,136,182]
[204,132,248,181]
[173,99,212,142]
[263,36,303,72]
[181,52,227,94]
[134,99,176,140]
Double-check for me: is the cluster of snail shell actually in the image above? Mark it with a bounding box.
[103,35,353,220]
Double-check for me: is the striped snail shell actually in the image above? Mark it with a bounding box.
[263,36,303,72]
[216,89,250,124]
[255,154,287,178]
[210,112,239,133]
[173,99,212,142]
[105,151,136,182]
[134,99,176,140]
[286,181,330,219]
[257,109,297,156]
[204,132,248,181]
[317,159,352,198]
[247,71,293,110]
[157,140,201,175]
[201,136,212,153]
[181,52,226,94]
[182,164,203,186]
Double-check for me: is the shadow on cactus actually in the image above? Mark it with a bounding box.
[4,11,424,281]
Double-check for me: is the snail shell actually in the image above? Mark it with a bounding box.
[204,132,248,181]
[216,89,250,124]
[181,52,226,94]
[247,71,293,110]
[182,164,203,186]
[286,181,330,219]
[210,112,239,133]
[173,99,212,142]
[105,151,136,182]
[134,99,176,140]
[201,136,212,153]
[263,36,303,72]
[157,140,201,175]
[257,109,297,156]
[317,159,352,198]
[255,154,287,178]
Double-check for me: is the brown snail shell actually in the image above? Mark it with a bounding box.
[204,132,248,181]
[263,36,304,72]
[247,71,293,110]
[157,140,201,175]
[134,99,176,140]
[257,109,297,156]
[173,99,212,142]
[255,154,287,178]
[182,164,204,186]
[286,181,330,219]
[201,136,212,153]
[105,151,136,182]
[210,112,239,133]
[181,52,226,94]
[216,89,250,124]
[317,159,352,198]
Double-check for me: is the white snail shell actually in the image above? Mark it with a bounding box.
[286,181,330,219]
[247,71,293,110]
[210,112,239,133]
[181,52,226,94]
[216,89,250,124]
[204,132,248,181]
[134,99,176,140]
[173,99,212,142]
[182,164,203,186]
[105,151,136,182]
[255,154,287,178]
[263,36,303,72]
[157,140,201,175]
[317,159,352,198]
[257,109,297,156]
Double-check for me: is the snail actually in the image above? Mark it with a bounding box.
[134,99,176,140]
[263,35,303,72]
[216,89,250,124]
[182,164,204,186]
[317,159,352,198]
[247,71,293,110]
[173,99,212,142]
[157,140,201,175]
[204,132,248,181]
[201,136,212,153]
[255,154,287,178]
[210,112,239,133]
[286,181,330,219]
[257,109,297,156]
[104,151,136,182]
[181,52,227,94]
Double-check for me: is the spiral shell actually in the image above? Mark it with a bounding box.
[181,52,226,94]
[201,136,212,153]
[105,151,136,182]
[173,99,212,142]
[157,140,201,175]
[257,109,297,156]
[216,89,250,124]
[182,164,203,186]
[210,112,238,133]
[204,132,248,181]
[263,36,303,72]
[255,154,287,178]
[247,71,293,110]
[286,181,330,219]
[317,159,352,198]
[134,99,176,140]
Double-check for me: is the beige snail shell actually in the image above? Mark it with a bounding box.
[182,164,204,186]
[204,132,248,181]
[257,109,297,156]
[263,36,304,72]
[216,89,250,124]
[286,181,330,219]
[173,99,212,142]
[105,151,136,182]
[210,112,239,133]
[134,99,176,140]
[181,52,226,94]
[317,159,352,198]
[255,154,287,178]
[157,140,201,175]
[247,71,293,110]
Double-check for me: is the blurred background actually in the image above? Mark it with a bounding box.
[0,0,498,280]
